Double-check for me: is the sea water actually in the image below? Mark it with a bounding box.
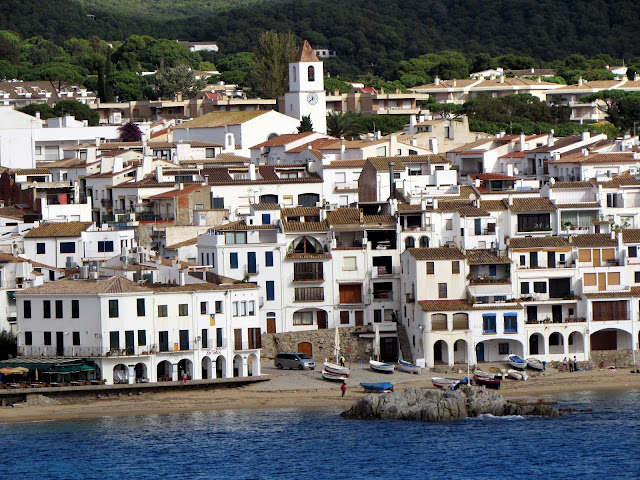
[1,390,639,480]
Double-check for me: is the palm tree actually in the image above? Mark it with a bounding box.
[326,111,362,139]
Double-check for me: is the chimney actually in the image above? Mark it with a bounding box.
[530,68,535,74]
[537,76,542,83]
[359,208,364,223]
[388,162,395,199]
[519,132,526,152]
[452,79,457,87]
[635,73,638,82]
[434,76,440,86]
[433,198,438,210]
[248,163,256,181]
[167,129,174,143]
[508,195,514,206]
[156,165,164,182]
[499,75,505,83]
[547,132,555,148]
[176,92,183,102]
[340,139,346,154]
[409,114,417,135]
[95,137,101,148]
[334,88,340,96]
[420,197,427,211]
[394,87,400,94]
[380,86,384,94]
[582,130,590,142]
[507,163,514,176]
[578,76,583,86]
[582,148,589,157]
[35,111,41,119]
[112,155,123,173]
[429,137,438,155]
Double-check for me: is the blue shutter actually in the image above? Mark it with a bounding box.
[265,251,273,267]
[262,214,271,225]
[230,252,238,269]
[266,281,275,301]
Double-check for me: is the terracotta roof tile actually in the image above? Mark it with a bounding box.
[324,159,367,169]
[622,229,640,243]
[293,40,319,62]
[25,221,93,238]
[569,233,617,247]
[250,132,316,149]
[326,208,361,225]
[165,238,198,250]
[16,276,149,295]
[597,175,640,187]
[363,215,395,224]
[148,184,204,199]
[508,236,569,249]
[584,286,640,299]
[252,203,281,211]
[480,200,508,211]
[174,111,268,129]
[508,197,556,212]
[0,252,27,263]
[282,206,320,217]
[466,249,511,265]
[555,202,600,209]
[408,247,465,260]
[147,282,259,292]
[469,173,516,180]
[550,152,638,164]
[418,299,473,312]
[549,181,593,189]
[282,220,329,232]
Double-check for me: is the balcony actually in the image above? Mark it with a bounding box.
[100,199,112,208]
[373,290,393,300]
[334,181,358,191]
[293,273,324,282]
[526,317,586,325]
[583,284,629,294]
[431,318,447,331]
[244,265,259,276]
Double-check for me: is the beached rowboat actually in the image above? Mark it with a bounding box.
[507,369,528,381]
[508,354,527,370]
[360,382,394,393]
[321,370,348,382]
[431,377,461,389]
[526,358,544,370]
[369,359,395,374]
[323,361,350,377]
[473,374,501,389]
[397,359,422,375]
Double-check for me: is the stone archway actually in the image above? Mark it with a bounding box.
[113,364,128,384]
[157,360,172,381]
[529,333,545,355]
[216,356,227,379]
[134,363,148,382]
[233,355,243,377]
[201,356,213,379]
[247,353,260,377]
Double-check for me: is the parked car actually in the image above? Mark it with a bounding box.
[274,352,315,370]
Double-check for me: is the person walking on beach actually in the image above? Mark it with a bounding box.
[339,355,345,367]
[568,357,574,373]
[562,357,567,372]
[341,382,346,397]
[573,356,578,372]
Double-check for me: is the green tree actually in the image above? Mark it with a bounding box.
[249,30,297,99]
[297,115,313,133]
[153,64,206,99]
[0,60,18,80]
[107,71,150,101]
[326,111,362,139]
[53,100,100,126]
[324,76,351,94]
[18,103,55,119]
[581,90,640,133]
[427,101,465,120]
[22,62,86,92]
[0,330,16,360]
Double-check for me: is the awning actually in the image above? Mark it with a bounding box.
[467,284,514,296]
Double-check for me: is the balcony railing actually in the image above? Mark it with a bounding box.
[334,181,358,191]
[373,290,393,300]
[244,265,259,276]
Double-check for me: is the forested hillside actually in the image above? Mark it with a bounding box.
[1,0,640,75]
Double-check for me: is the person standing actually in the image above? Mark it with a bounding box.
[339,355,345,367]
[341,382,346,397]
[562,357,567,372]
[573,356,578,372]
[568,357,574,373]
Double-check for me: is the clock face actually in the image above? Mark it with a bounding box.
[307,93,318,105]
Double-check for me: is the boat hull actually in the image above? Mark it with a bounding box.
[397,360,422,375]
[526,358,544,371]
[360,382,393,393]
[370,360,394,374]
[431,377,460,389]
[507,369,528,381]
[508,355,527,370]
[322,370,347,382]
[323,362,350,377]
[474,374,501,389]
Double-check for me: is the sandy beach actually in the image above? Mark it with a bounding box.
[1,362,639,424]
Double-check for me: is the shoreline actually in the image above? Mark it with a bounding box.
[1,366,639,424]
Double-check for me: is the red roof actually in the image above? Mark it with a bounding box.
[469,173,517,180]
[205,91,224,100]
[251,132,316,149]
[148,184,203,199]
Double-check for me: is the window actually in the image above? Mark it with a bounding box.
[262,214,271,225]
[498,343,509,355]
[452,261,460,274]
[98,241,114,252]
[137,298,145,317]
[21,330,33,346]
[519,255,526,266]
[60,242,75,253]
[504,314,517,333]
[446,219,453,230]
[533,282,547,294]
[518,213,551,231]
[158,305,168,317]
[295,287,324,301]
[216,328,223,347]
[179,330,189,350]
[109,299,119,318]
[629,246,638,258]
[43,300,51,318]
[109,331,120,350]
[159,331,169,351]
[138,330,146,346]
[73,331,80,345]
[202,329,209,348]
[483,314,496,333]
[179,304,188,316]
[438,283,447,299]
[206,147,215,158]
[71,300,79,318]
[248,301,255,316]
[343,257,357,271]
[230,252,238,269]
[200,302,208,314]
[212,197,224,209]
[635,272,640,283]
[307,65,315,81]
[265,251,274,267]
[521,282,529,295]
[427,262,434,274]
[36,243,45,254]
[339,284,362,303]
[266,281,275,301]
[298,193,320,207]
[44,332,52,345]
[55,300,63,318]
[24,300,31,318]
[215,300,223,313]
[340,311,350,325]
[293,262,323,281]
[293,311,313,325]
[489,265,497,276]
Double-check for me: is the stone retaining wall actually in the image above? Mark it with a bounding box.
[261,326,375,363]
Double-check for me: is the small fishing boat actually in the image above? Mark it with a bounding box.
[507,369,528,381]
[397,359,422,375]
[508,354,527,370]
[474,370,495,379]
[323,361,350,377]
[360,382,394,393]
[473,374,501,389]
[369,359,395,374]
[489,367,507,379]
[321,370,347,382]
[431,377,461,389]
[526,357,544,371]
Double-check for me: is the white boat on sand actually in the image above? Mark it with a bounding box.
[370,359,394,374]
[321,370,347,382]
[324,361,350,377]
[507,369,528,381]
[526,358,544,370]
[397,359,422,375]
[431,377,460,389]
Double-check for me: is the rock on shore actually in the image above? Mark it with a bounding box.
[341,386,561,422]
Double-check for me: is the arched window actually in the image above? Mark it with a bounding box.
[431,313,447,331]
[260,194,278,204]
[308,66,315,82]
[290,236,323,254]
[298,193,320,207]
[405,237,415,249]
[452,312,469,329]
[419,236,429,248]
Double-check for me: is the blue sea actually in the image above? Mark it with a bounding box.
[1,390,639,480]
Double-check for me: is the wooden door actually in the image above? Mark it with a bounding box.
[298,341,312,357]
[267,317,276,334]
[591,330,617,350]
[598,272,606,291]
[593,249,601,267]
[316,310,327,329]
[234,329,242,350]
[355,311,364,326]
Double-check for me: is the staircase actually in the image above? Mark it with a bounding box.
[396,323,414,364]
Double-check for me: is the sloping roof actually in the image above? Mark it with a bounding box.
[550,152,637,164]
[24,221,93,238]
[251,132,316,149]
[16,276,149,295]
[148,282,259,292]
[466,250,511,265]
[597,175,640,188]
[0,252,27,263]
[367,154,449,171]
[469,173,516,180]
[165,238,198,250]
[148,184,203,199]
[408,247,465,260]
[622,229,640,244]
[251,203,281,211]
[326,208,361,225]
[293,40,320,62]
[584,286,640,299]
[549,181,593,189]
[555,202,601,209]
[174,111,268,129]
[447,139,494,153]
[282,220,329,232]
[418,299,473,312]
[508,236,570,249]
[570,233,617,247]
[480,200,508,211]
[508,197,556,212]
[282,206,320,217]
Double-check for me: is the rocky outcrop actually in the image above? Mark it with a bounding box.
[341,386,561,422]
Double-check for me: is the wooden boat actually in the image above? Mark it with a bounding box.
[507,369,528,381]
[474,370,495,379]
[397,359,422,375]
[473,374,501,389]
[360,382,394,393]
[321,370,347,382]
[323,361,350,377]
[489,367,507,379]
[526,357,544,371]
[431,377,460,389]
[369,359,395,374]
[508,354,527,370]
